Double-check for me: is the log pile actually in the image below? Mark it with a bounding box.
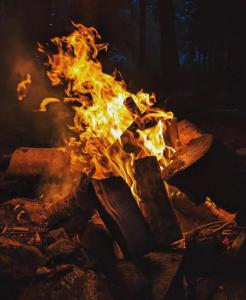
[0,119,245,300]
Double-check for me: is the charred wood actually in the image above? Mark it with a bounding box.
[19,266,114,300]
[109,260,149,300]
[92,177,156,258]
[135,156,182,248]
[141,252,184,300]
[166,139,246,224]
[0,236,44,279]
[77,219,116,270]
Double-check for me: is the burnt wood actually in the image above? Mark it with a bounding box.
[142,252,184,300]
[92,177,156,258]
[161,134,214,180]
[166,138,246,223]
[135,156,182,248]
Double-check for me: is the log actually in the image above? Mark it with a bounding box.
[141,252,184,300]
[19,266,114,300]
[77,219,116,269]
[166,138,246,223]
[135,156,182,248]
[109,260,149,300]
[0,236,44,279]
[177,119,202,145]
[165,117,182,149]
[92,177,156,258]
[161,134,214,180]
[43,174,95,227]
[7,147,70,177]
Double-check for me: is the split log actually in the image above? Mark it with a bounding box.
[141,252,184,300]
[7,147,70,177]
[165,117,182,149]
[161,134,214,180]
[165,138,246,223]
[92,177,156,258]
[135,156,182,248]
[177,119,202,145]
[0,198,48,229]
[77,219,116,269]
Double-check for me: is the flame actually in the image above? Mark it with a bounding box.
[17,74,31,101]
[19,23,176,200]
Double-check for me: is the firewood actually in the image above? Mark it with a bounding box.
[7,147,70,177]
[161,134,214,180]
[0,236,44,278]
[141,252,184,300]
[19,266,114,300]
[165,117,182,149]
[43,175,95,228]
[92,177,156,258]
[134,156,182,248]
[77,220,116,269]
[211,280,246,300]
[177,119,202,145]
[110,260,149,300]
[166,138,246,224]
[0,198,48,229]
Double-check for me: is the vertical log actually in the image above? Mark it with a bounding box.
[135,156,182,248]
[92,177,156,258]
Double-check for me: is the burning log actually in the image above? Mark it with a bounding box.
[135,156,182,248]
[92,177,156,258]
[165,117,182,150]
[162,134,214,180]
[177,119,202,145]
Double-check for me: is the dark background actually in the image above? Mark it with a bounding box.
[0,0,245,153]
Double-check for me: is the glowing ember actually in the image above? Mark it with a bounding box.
[17,23,175,200]
[17,73,32,101]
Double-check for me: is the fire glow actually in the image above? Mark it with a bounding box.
[17,23,175,199]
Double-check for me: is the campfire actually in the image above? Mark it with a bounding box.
[1,23,245,300]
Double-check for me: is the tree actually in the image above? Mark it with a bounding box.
[139,0,146,69]
[158,0,179,86]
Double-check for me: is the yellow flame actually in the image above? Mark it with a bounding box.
[39,97,60,112]
[19,23,176,200]
[17,74,31,101]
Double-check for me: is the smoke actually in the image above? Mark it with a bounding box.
[0,17,73,149]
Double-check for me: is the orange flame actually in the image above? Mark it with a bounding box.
[17,74,31,101]
[19,23,175,199]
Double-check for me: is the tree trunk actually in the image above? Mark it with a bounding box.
[158,0,179,87]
